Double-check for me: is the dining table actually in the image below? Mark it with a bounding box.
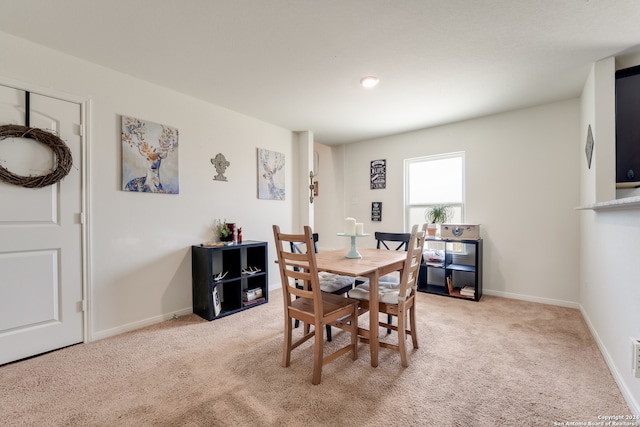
[313,247,407,367]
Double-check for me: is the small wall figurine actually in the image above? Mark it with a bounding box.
[211,153,230,181]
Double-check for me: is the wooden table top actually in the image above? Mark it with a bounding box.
[314,248,406,277]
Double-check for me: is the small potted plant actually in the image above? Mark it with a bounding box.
[424,205,453,237]
[213,219,233,242]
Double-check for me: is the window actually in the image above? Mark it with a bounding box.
[404,152,465,230]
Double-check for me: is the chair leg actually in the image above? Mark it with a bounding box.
[326,324,332,342]
[351,305,358,360]
[294,282,302,329]
[397,308,408,368]
[312,324,324,385]
[387,314,393,334]
[409,304,419,349]
[283,316,293,368]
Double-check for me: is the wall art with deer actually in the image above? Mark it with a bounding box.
[121,115,179,194]
[257,148,285,200]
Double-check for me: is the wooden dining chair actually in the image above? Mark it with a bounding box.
[290,233,356,342]
[374,231,412,285]
[273,225,359,385]
[348,224,427,367]
[375,231,411,251]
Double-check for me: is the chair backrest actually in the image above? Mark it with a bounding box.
[273,225,323,315]
[375,232,411,251]
[290,233,319,254]
[398,224,428,300]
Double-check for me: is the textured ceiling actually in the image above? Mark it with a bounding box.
[1,0,640,144]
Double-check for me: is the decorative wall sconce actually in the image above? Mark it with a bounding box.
[309,151,319,203]
[309,171,316,204]
[211,153,230,181]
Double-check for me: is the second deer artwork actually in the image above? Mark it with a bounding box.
[257,148,285,200]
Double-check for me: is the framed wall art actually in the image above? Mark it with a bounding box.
[257,148,285,200]
[122,115,179,194]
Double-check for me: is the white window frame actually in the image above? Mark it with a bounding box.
[403,152,465,231]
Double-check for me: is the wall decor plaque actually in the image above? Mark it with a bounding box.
[585,124,594,169]
[370,159,386,189]
[371,202,382,222]
[211,153,230,181]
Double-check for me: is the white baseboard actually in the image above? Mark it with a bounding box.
[269,282,282,292]
[482,289,580,309]
[91,307,193,341]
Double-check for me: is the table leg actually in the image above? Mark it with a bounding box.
[369,270,379,367]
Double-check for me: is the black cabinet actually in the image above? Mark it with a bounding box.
[417,238,482,301]
[192,241,268,321]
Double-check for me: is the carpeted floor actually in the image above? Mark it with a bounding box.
[0,289,631,426]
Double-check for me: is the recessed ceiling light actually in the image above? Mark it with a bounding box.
[360,76,380,88]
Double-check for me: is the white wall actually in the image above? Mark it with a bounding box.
[579,56,640,414]
[295,131,313,233]
[0,31,294,339]
[331,100,581,306]
[312,142,346,251]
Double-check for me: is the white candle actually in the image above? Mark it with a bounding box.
[344,217,356,235]
[355,223,363,235]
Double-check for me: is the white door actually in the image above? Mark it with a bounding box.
[0,84,84,365]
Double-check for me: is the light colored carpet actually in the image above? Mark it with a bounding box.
[0,289,630,426]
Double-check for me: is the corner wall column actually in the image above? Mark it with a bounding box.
[296,131,314,232]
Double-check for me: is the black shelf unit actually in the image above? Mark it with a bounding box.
[417,238,482,301]
[192,240,268,321]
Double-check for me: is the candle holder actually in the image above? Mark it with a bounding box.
[337,233,370,258]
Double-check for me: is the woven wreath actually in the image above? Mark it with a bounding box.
[0,124,73,188]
